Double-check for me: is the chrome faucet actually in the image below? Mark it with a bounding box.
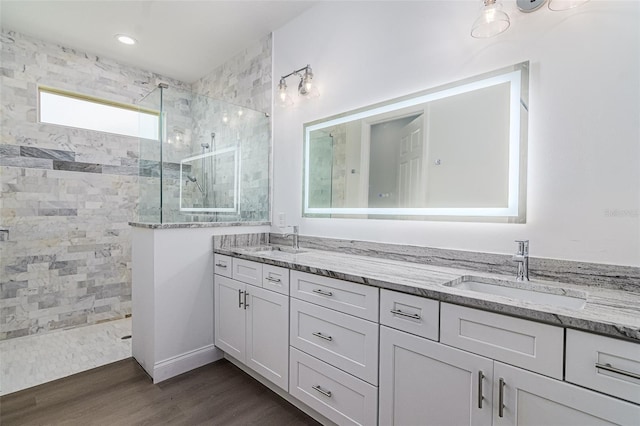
[513,240,530,281]
[282,226,299,250]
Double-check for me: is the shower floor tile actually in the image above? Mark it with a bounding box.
[0,318,132,396]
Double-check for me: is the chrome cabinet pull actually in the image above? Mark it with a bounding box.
[390,309,421,320]
[312,332,333,341]
[596,363,640,380]
[312,385,332,398]
[312,288,333,297]
[215,263,227,268]
[244,291,249,309]
[265,277,281,283]
[498,378,505,418]
[238,289,244,308]
[478,371,484,409]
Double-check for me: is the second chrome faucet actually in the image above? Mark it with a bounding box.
[282,225,299,250]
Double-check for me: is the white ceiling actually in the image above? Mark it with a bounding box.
[0,0,317,83]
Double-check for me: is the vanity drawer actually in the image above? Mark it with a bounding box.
[262,264,289,295]
[214,254,232,278]
[290,271,379,322]
[289,347,378,426]
[566,329,640,404]
[232,258,262,287]
[380,289,439,341]
[440,303,564,379]
[290,298,379,385]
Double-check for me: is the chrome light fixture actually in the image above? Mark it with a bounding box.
[471,0,510,39]
[277,64,319,107]
[472,0,590,38]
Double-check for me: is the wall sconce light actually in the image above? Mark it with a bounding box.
[471,0,590,38]
[277,64,319,108]
[471,0,511,38]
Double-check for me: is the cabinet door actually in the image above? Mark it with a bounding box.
[246,285,289,391]
[379,326,494,426]
[493,362,640,426]
[214,275,246,361]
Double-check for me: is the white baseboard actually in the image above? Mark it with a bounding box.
[153,344,223,383]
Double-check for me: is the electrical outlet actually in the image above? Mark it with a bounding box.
[278,212,286,227]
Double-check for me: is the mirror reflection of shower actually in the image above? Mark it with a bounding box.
[186,174,204,194]
[185,133,216,204]
[180,131,239,213]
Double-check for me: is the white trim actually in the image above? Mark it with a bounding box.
[152,344,223,383]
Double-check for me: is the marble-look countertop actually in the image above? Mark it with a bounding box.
[129,221,270,229]
[215,245,640,342]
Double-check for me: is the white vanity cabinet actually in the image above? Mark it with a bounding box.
[493,361,640,426]
[289,271,380,426]
[379,298,640,426]
[565,329,640,405]
[379,325,494,426]
[214,260,289,391]
[215,252,640,426]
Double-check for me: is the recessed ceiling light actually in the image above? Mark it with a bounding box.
[115,34,136,45]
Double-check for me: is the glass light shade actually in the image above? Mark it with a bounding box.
[548,0,590,11]
[471,0,511,39]
[277,80,294,107]
[298,73,320,99]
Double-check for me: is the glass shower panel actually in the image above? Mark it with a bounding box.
[136,87,162,223]
[135,85,270,224]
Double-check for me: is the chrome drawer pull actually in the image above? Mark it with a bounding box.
[595,363,640,380]
[312,288,333,297]
[498,378,505,418]
[478,371,484,409]
[312,332,333,341]
[312,385,332,398]
[238,289,243,308]
[265,277,281,283]
[390,309,421,320]
[215,263,227,268]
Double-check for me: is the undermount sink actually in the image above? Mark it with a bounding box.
[443,275,587,310]
[245,245,308,255]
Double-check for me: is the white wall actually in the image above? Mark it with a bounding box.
[272,1,640,266]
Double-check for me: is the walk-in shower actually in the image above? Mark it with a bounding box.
[136,85,270,223]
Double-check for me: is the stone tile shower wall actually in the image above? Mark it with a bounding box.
[190,34,272,223]
[0,29,272,340]
[190,97,270,222]
[0,31,191,339]
[192,34,272,115]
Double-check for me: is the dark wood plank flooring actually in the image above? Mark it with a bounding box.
[0,358,320,426]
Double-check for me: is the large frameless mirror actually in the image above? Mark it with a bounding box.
[303,61,529,222]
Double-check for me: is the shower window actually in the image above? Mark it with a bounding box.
[38,86,159,139]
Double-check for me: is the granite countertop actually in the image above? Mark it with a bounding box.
[215,245,640,342]
[129,221,270,229]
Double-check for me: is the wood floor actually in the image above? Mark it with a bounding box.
[0,358,320,426]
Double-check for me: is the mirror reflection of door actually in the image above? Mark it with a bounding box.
[398,115,426,207]
[368,113,423,208]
